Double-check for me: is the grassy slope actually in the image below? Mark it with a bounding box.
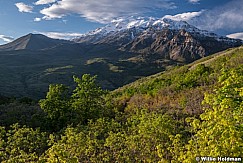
[0,45,167,99]
[112,46,243,116]
[0,46,242,162]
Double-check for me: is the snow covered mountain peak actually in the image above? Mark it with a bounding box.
[81,16,198,37]
[72,16,241,45]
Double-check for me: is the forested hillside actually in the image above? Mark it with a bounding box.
[0,46,242,162]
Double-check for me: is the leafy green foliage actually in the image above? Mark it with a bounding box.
[41,109,176,162]
[0,101,45,129]
[39,74,109,131]
[169,65,243,162]
[40,84,70,131]
[105,109,176,162]
[0,124,48,162]
[0,47,242,162]
[71,74,107,124]
[41,118,121,162]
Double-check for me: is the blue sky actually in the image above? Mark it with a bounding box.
[0,0,243,45]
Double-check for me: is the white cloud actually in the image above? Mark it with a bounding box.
[188,0,200,4]
[39,32,85,40]
[0,35,14,43]
[227,32,243,40]
[35,0,56,5]
[15,2,33,13]
[163,11,204,22]
[191,0,243,32]
[34,17,42,21]
[39,0,176,23]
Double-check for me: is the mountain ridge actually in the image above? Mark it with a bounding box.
[73,17,241,44]
[0,33,72,51]
[72,17,242,62]
[0,18,242,98]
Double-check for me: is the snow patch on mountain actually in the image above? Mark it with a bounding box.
[72,16,241,44]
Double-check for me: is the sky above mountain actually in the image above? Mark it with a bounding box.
[0,0,243,44]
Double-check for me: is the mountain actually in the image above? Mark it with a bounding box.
[0,17,242,99]
[73,17,242,62]
[0,33,71,51]
[73,17,240,44]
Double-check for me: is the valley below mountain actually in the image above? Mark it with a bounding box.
[0,17,242,99]
[0,45,242,162]
[1,0,243,162]
[0,16,243,163]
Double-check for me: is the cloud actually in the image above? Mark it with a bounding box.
[35,0,56,5]
[39,32,85,40]
[0,35,14,43]
[39,0,176,23]
[188,0,200,4]
[34,17,42,22]
[15,2,33,13]
[191,0,243,33]
[227,32,243,40]
[163,10,204,22]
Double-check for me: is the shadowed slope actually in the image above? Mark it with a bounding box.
[0,33,71,51]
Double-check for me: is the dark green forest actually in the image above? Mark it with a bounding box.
[0,47,242,162]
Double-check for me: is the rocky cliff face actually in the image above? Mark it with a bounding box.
[121,28,238,62]
[73,17,242,63]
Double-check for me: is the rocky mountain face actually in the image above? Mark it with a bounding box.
[0,17,242,99]
[73,17,242,62]
[121,28,239,62]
